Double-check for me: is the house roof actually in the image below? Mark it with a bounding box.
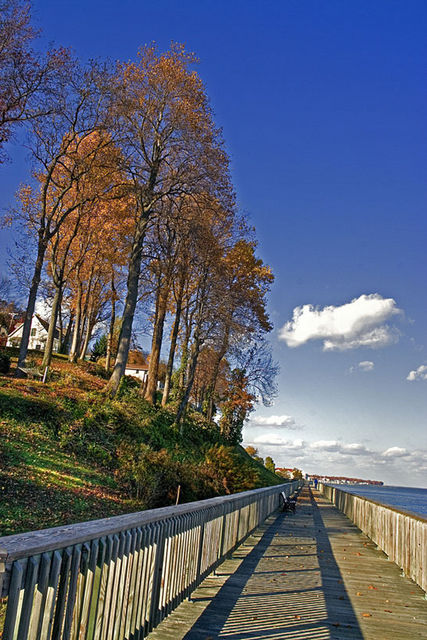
[7,314,61,339]
[126,350,149,370]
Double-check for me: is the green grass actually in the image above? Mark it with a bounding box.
[0,388,138,536]
[0,360,285,636]
[0,372,282,537]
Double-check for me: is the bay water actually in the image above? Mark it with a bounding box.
[329,484,427,519]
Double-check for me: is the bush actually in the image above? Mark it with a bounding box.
[116,441,213,507]
[116,442,181,506]
[0,352,11,374]
[201,444,261,495]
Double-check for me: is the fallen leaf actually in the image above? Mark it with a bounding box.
[384,610,393,613]
[362,613,372,618]
[294,615,301,620]
[368,585,377,590]
[357,592,363,596]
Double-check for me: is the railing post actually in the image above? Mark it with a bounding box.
[195,519,205,581]
[148,522,166,632]
[0,482,297,639]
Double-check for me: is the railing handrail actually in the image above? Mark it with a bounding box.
[318,482,426,594]
[0,480,303,638]
[0,482,297,562]
[322,483,427,523]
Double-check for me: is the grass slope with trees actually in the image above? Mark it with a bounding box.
[0,1,288,538]
[0,352,283,538]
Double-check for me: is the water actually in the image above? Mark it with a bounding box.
[328,484,427,519]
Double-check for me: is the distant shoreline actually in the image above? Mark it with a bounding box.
[328,483,427,518]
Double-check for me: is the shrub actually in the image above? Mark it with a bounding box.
[201,444,261,495]
[116,442,181,507]
[0,352,11,374]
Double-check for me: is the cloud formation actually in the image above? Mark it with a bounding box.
[246,434,427,483]
[251,414,301,429]
[310,440,372,455]
[349,360,375,373]
[252,434,304,448]
[279,294,401,351]
[406,364,427,382]
[382,446,409,458]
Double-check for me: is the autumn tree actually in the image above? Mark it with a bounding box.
[245,445,258,458]
[198,237,274,421]
[14,64,113,372]
[142,200,185,404]
[41,133,128,367]
[218,368,255,444]
[105,44,232,397]
[173,198,233,425]
[0,0,70,161]
[232,338,279,407]
[264,456,275,473]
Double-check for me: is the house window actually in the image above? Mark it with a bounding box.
[135,369,139,374]
[35,344,41,350]
[31,328,36,336]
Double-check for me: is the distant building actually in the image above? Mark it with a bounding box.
[124,350,149,382]
[276,467,295,478]
[306,474,383,486]
[6,314,62,352]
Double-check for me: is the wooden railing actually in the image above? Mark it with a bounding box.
[318,483,427,594]
[0,480,302,639]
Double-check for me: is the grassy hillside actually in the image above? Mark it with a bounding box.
[0,351,282,538]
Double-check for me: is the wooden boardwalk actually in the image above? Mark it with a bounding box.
[148,486,427,639]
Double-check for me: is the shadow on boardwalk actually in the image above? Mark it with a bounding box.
[182,487,363,639]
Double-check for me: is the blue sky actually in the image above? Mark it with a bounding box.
[1,1,426,486]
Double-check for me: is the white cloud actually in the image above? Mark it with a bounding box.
[406,364,427,382]
[349,360,375,374]
[251,414,301,429]
[310,440,372,456]
[252,434,305,449]
[244,434,427,485]
[382,446,409,458]
[279,293,401,351]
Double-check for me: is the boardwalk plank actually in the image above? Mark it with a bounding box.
[148,486,427,640]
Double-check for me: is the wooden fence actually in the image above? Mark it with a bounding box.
[318,483,427,594]
[0,480,302,639]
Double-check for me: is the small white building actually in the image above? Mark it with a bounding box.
[7,314,61,352]
[124,350,149,382]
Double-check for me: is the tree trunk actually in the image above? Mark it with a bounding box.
[79,300,94,360]
[205,325,231,421]
[58,303,63,348]
[161,284,183,406]
[105,212,149,397]
[16,236,47,374]
[42,284,62,367]
[177,302,191,393]
[175,333,202,429]
[69,281,83,362]
[105,285,116,372]
[145,281,169,404]
[60,312,74,353]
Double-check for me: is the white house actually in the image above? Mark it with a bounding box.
[7,314,61,352]
[124,350,149,382]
